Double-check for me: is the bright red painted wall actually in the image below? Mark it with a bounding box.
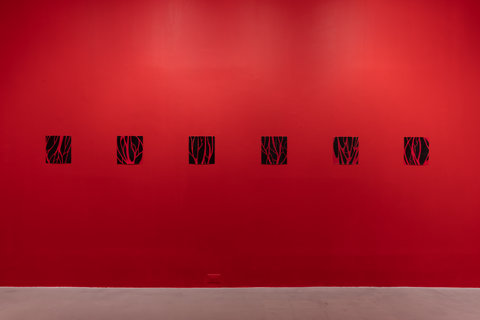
[1,0,480,287]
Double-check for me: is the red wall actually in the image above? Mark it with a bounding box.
[1,0,480,287]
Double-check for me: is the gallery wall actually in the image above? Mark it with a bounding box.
[1,0,480,287]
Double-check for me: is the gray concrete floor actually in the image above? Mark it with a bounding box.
[0,287,479,320]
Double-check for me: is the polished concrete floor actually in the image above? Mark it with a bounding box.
[1,287,479,320]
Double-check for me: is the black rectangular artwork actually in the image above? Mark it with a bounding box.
[117,136,143,165]
[333,137,359,165]
[46,136,72,164]
[261,136,287,165]
[189,136,215,164]
[404,137,429,165]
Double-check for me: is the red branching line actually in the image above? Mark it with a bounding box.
[205,137,214,164]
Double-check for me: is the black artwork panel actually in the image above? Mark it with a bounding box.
[261,136,287,165]
[333,137,359,165]
[117,136,143,165]
[404,137,429,165]
[189,136,215,164]
[46,136,71,164]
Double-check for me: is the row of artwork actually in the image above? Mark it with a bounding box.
[45,136,430,165]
